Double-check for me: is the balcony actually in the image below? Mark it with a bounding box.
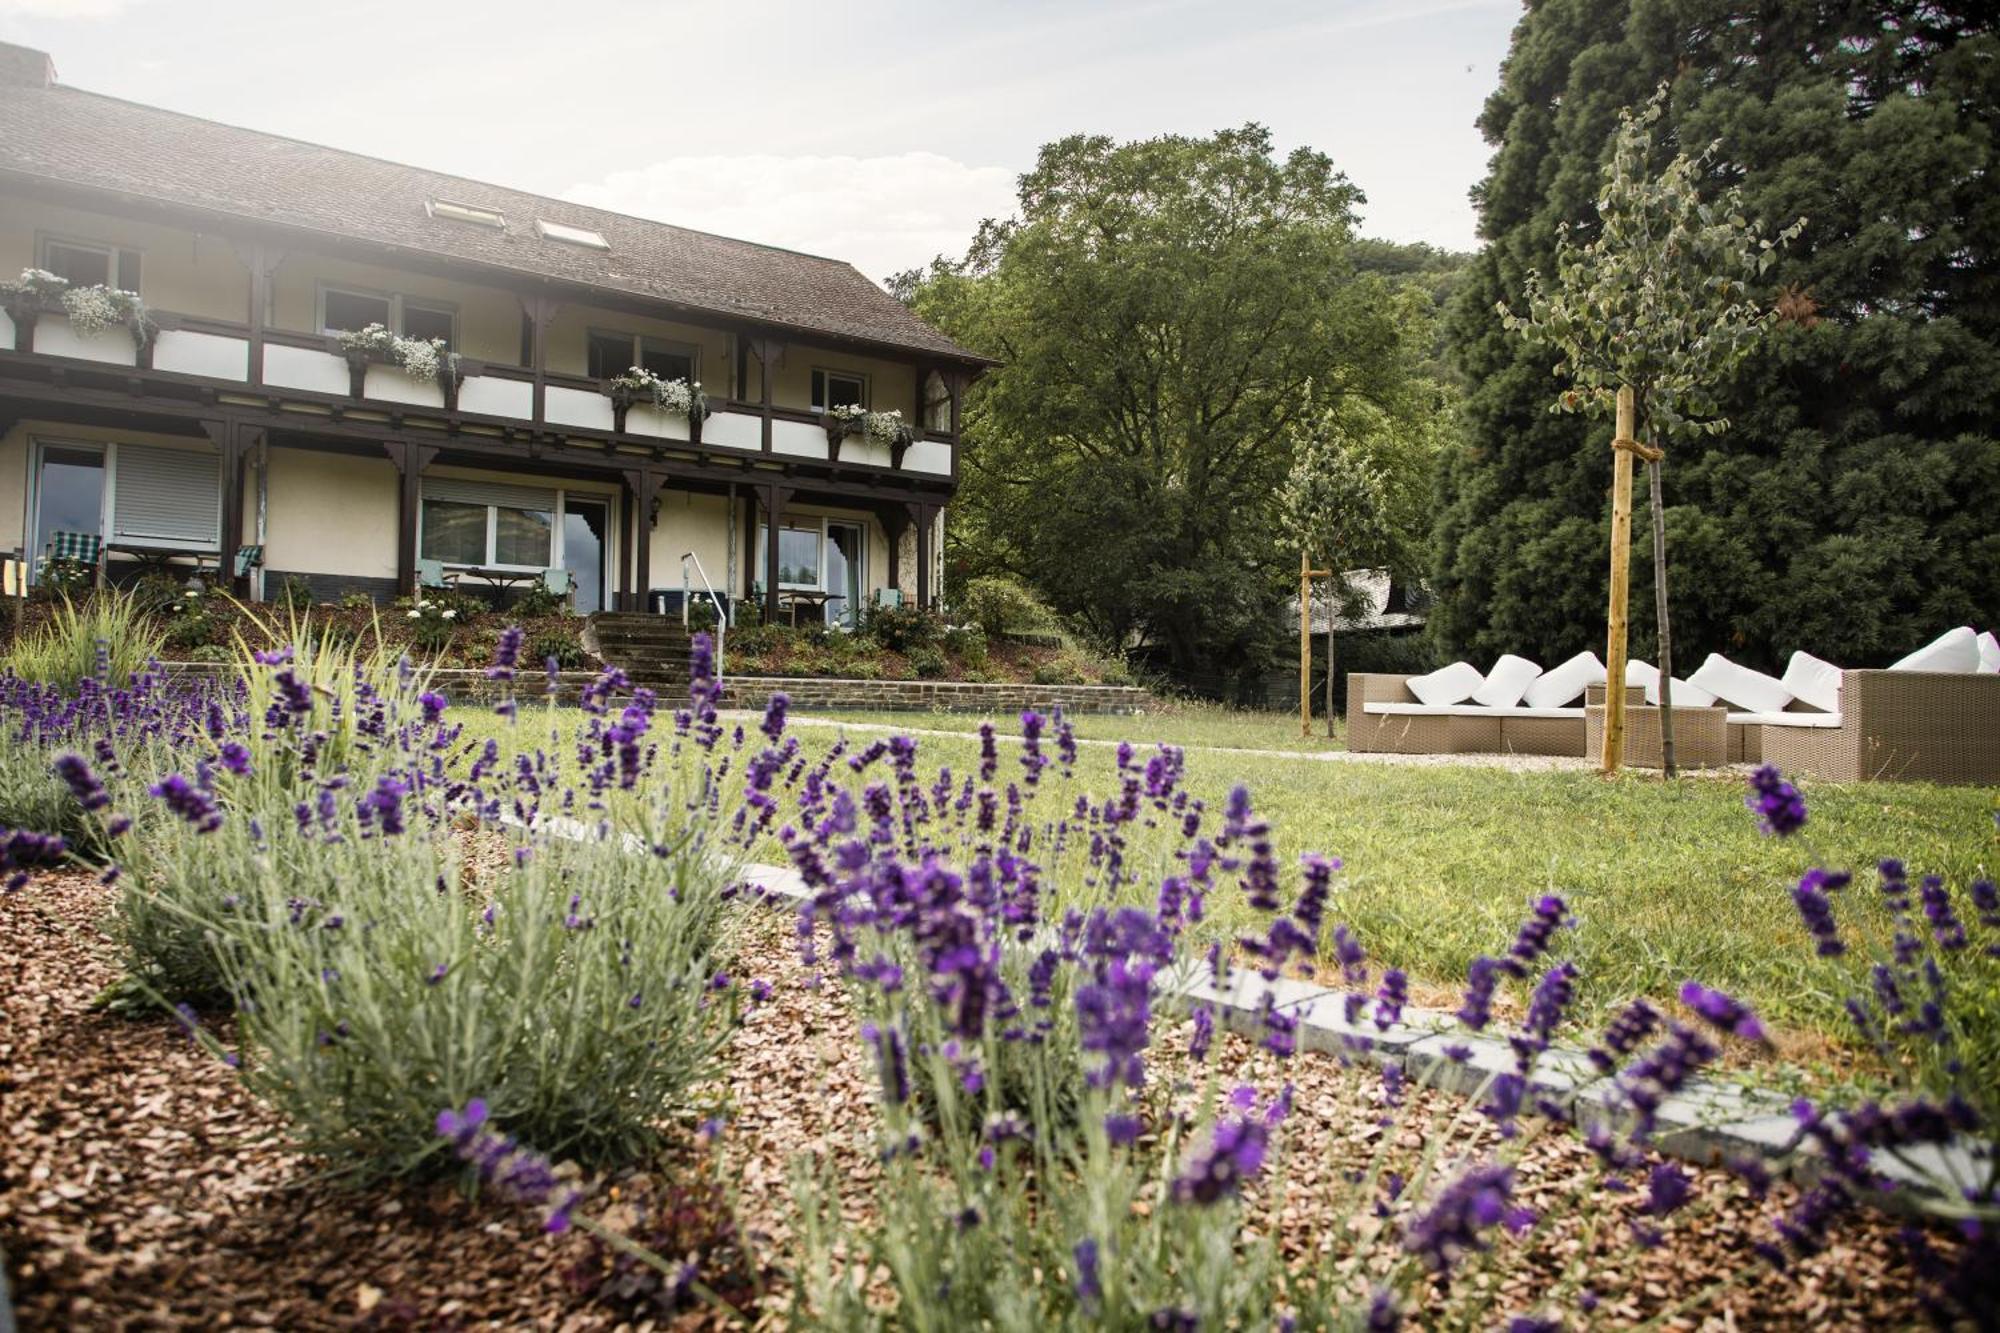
[0,304,956,481]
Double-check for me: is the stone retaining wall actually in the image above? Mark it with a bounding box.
[159,663,1150,715]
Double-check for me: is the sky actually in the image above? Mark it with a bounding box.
[0,0,1520,285]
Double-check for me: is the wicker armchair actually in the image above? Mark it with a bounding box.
[1346,674,1588,757]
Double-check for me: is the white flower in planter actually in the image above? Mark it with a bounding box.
[407,608,422,619]
[442,608,457,620]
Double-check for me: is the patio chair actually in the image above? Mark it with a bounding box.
[233,544,264,579]
[540,567,573,608]
[873,587,904,609]
[416,558,451,592]
[43,530,104,588]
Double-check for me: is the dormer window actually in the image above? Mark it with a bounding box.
[535,219,609,251]
[426,198,505,229]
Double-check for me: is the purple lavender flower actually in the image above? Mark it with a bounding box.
[1374,968,1408,1030]
[1459,956,1500,1031]
[54,753,111,812]
[1170,1115,1269,1205]
[1365,1289,1400,1332]
[1918,875,1967,950]
[419,690,448,722]
[1103,1113,1142,1145]
[761,691,791,742]
[362,775,410,836]
[1791,869,1847,956]
[861,1021,910,1105]
[1746,765,1806,836]
[150,773,222,833]
[1644,1162,1693,1216]
[436,1099,581,1233]
[1403,1161,1531,1274]
[1503,896,1568,977]
[1678,982,1768,1043]
[1073,1236,1102,1308]
[1587,999,1660,1073]
[486,625,525,680]
[217,742,251,777]
[1188,1005,1214,1063]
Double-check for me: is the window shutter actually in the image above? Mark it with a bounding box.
[420,477,557,513]
[112,445,219,546]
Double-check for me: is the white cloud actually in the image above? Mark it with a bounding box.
[564,151,1018,286]
[0,0,136,14]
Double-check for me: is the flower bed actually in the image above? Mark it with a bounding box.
[0,632,1989,1326]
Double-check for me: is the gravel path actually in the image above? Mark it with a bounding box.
[0,871,1942,1329]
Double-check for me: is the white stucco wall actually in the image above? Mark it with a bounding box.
[263,447,399,580]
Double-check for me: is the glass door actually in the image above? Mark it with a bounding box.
[561,499,609,613]
[826,522,864,628]
[32,443,106,580]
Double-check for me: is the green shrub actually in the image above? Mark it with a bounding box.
[1098,657,1136,688]
[865,603,943,653]
[687,600,720,634]
[159,589,218,653]
[529,624,589,670]
[908,645,949,679]
[1031,653,1089,687]
[941,625,988,666]
[339,591,376,612]
[276,574,314,609]
[955,575,1055,639]
[186,643,235,664]
[508,582,567,619]
[4,594,164,689]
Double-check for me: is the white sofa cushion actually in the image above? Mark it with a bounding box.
[1471,654,1542,709]
[1727,710,1845,729]
[1523,650,1606,708]
[1405,661,1484,706]
[1688,652,1793,713]
[1780,651,1844,714]
[1650,677,1717,708]
[1976,630,1999,674]
[1625,659,1660,692]
[1364,702,1583,720]
[1890,626,1981,674]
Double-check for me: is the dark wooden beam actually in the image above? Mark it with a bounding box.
[621,467,667,612]
[382,440,441,597]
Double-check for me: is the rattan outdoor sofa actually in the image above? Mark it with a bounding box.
[1346,674,1589,757]
[1738,669,2000,784]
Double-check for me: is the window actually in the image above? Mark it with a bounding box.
[757,523,822,589]
[30,439,220,576]
[420,479,557,569]
[426,198,505,229]
[587,330,696,383]
[535,219,609,250]
[39,237,141,293]
[320,285,458,349]
[810,369,867,413]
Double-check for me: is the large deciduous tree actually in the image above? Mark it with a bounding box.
[1435,2,2000,673]
[894,125,1435,691]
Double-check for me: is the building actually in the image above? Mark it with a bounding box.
[0,42,992,622]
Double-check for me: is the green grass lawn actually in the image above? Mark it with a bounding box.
[471,700,1997,1067]
[801,700,1351,753]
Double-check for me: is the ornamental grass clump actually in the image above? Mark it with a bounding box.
[4,593,165,689]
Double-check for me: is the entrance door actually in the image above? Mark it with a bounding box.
[32,443,106,578]
[561,499,609,613]
[826,522,864,628]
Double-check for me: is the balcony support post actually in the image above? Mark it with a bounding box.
[621,467,665,612]
[382,439,440,597]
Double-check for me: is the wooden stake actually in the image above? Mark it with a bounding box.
[1602,385,1636,776]
[1300,549,1311,739]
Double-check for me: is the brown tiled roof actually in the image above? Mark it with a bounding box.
[0,76,990,364]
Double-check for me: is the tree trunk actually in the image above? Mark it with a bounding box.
[1647,454,1676,778]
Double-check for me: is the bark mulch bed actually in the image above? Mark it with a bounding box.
[1,870,1947,1330]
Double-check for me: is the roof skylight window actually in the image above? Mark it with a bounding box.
[535,219,610,251]
[426,198,506,229]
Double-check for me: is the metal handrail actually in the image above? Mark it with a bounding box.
[680,552,726,679]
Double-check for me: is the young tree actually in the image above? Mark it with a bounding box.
[1278,403,1395,731]
[1502,89,1803,774]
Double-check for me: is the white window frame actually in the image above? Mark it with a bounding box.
[317,282,459,348]
[26,436,224,578]
[418,485,615,576]
[36,234,142,294]
[586,328,700,383]
[758,515,869,598]
[810,367,869,414]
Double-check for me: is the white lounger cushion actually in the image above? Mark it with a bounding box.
[1780,650,1844,715]
[1688,652,1793,713]
[1471,654,1543,709]
[1523,650,1606,708]
[1364,703,1585,720]
[1975,630,1999,673]
[1890,625,1980,674]
[1406,660,1486,706]
[1727,710,1845,728]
